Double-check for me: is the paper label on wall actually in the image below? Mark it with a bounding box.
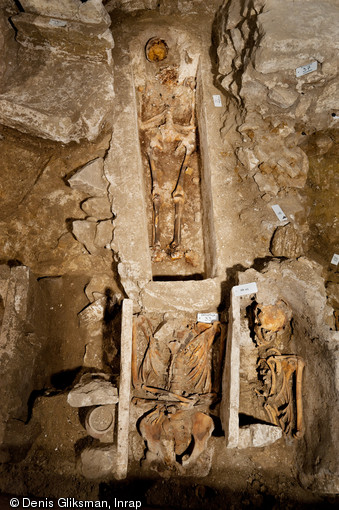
[296,61,317,78]
[233,282,258,297]
[272,204,288,222]
[213,95,222,107]
[197,312,219,324]
[49,19,68,27]
[331,254,339,266]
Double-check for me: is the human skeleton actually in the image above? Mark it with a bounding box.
[139,78,197,261]
[132,317,222,472]
[253,301,305,438]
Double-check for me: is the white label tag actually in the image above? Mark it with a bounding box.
[331,254,339,266]
[296,61,317,78]
[197,312,219,324]
[213,95,222,107]
[233,282,258,297]
[49,19,68,27]
[272,204,288,222]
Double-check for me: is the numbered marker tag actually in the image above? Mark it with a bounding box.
[296,61,317,78]
[197,312,219,324]
[49,18,68,27]
[272,204,288,222]
[213,95,222,107]
[331,254,339,266]
[233,282,258,297]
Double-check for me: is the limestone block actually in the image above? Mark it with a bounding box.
[141,279,222,313]
[85,274,120,302]
[20,0,111,25]
[12,14,114,59]
[254,1,339,74]
[68,374,118,407]
[116,299,133,480]
[238,424,282,448]
[270,223,304,258]
[80,445,116,480]
[72,220,98,255]
[94,220,113,249]
[0,59,114,143]
[253,172,279,195]
[221,291,240,448]
[68,158,108,196]
[267,86,299,109]
[78,297,106,326]
[0,266,48,462]
[81,197,112,220]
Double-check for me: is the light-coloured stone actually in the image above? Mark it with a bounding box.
[84,274,120,303]
[78,297,106,326]
[238,424,282,448]
[270,223,304,258]
[12,14,114,59]
[81,197,112,220]
[94,220,113,249]
[116,299,133,480]
[253,172,279,195]
[254,1,339,75]
[20,0,111,25]
[72,220,98,255]
[141,279,222,313]
[268,86,299,109]
[80,445,116,480]
[68,158,108,196]
[0,60,114,143]
[221,290,240,448]
[68,374,118,407]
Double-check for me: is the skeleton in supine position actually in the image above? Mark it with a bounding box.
[140,78,196,262]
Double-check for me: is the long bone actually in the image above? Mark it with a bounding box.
[167,150,188,258]
[260,354,305,438]
[148,152,164,262]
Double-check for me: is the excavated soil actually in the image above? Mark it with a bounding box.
[0,5,338,510]
[0,117,337,510]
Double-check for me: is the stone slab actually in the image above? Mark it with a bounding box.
[255,1,339,74]
[116,299,133,480]
[12,13,114,60]
[0,59,114,143]
[81,445,117,480]
[0,266,48,462]
[68,158,108,196]
[141,278,222,313]
[20,0,111,25]
[221,290,240,448]
[68,375,118,407]
[238,424,282,448]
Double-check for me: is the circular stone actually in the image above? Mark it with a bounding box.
[86,406,114,434]
[145,38,168,62]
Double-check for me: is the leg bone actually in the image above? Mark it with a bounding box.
[148,153,165,262]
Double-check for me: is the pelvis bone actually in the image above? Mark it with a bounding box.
[258,354,305,438]
[132,317,222,472]
[139,406,214,473]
